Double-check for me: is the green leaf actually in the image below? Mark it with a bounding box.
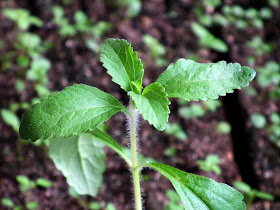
[100,38,144,94]
[1,198,14,207]
[1,109,19,132]
[157,59,256,101]
[49,133,105,197]
[254,191,274,200]
[91,129,132,167]
[128,82,170,131]
[190,23,228,52]
[19,84,127,141]
[145,163,245,210]
[35,178,52,188]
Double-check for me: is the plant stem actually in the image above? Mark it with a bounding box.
[127,102,142,210]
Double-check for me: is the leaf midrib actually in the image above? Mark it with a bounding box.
[149,163,235,209]
[109,42,134,92]
[151,164,210,209]
[40,104,122,118]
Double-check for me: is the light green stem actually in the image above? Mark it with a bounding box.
[128,102,142,210]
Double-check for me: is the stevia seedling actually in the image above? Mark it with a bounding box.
[19,38,255,210]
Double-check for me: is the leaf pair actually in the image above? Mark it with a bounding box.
[19,38,255,140]
[100,39,255,131]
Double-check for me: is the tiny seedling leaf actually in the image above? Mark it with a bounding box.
[100,38,144,94]
[128,82,170,130]
[190,23,228,52]
[19,84,127,141]
[146,163,245,210]
[49,133,105,197]
[1,109,19,132]
[157,59,256,101]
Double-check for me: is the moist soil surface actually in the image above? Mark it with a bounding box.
[0,0,280,209]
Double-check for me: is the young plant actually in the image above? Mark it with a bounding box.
[246,36,274,57]
[190,22,228,52]
[19,38,255,209]
[233,181,274,209]
[269,112,280,147]
[142,34,167,67]
[216,121,231,134]
[250,113,266,129]
[3,8,43,31]
[164,122,187,141]
[1,197,22,210]
[255,61,280,87]
[179,103,205,119]
[196,154,221,175]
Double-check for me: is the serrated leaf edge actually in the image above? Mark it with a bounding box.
[100,38,144,93]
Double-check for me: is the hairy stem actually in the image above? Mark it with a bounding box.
[127,101,142,210]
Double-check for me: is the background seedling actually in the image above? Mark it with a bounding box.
[196,154,222,174]
[3,8,43,31]
[216,121,231,134]
[19,38,255,209]
[1,198,22,210]
[250,113,266,129]
[190,22,228,52]
[233,181,274,209]
[164,122,187,141]
[142,34,166,67]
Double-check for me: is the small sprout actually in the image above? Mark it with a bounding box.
[270,87,280,100]
[179,104,205,119]
[142,34,166,67]
[246,36,273,56]
[269,112,280,147]
[245,8,258,19]
[231,5,244,18]
[35,178,52,188]
[74,10,91,33]
[27,56,51,85]
[26,201,38,210]
[3,8,43,30]
[1,197,14,207]
[16,175,35,192]
[16,54,29,68]
[34,84,51,97]
[216,121,231,134]
[196,154,221,175]
[164,147,177,157]
[1,109,19,132]
[106,202,116,210]
[250,113,266,129]
[90,21,112,37]
[164,123,187,141]
[268,0,279,7]
[88,201,102,210]
[256,61,280,87]
[259,8,273,19]
[233,181,274,209]
[117,0,142,18]
[190,23,228,52]
[14,79,26,92]
[270,112,280,124]
[203,99,221,112]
